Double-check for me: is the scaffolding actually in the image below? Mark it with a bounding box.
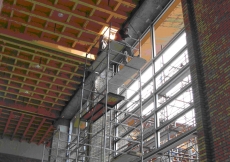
[71,25,146,162]
[43,29,199,162]
[41,128,76,162]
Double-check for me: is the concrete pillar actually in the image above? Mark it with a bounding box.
[182,0,230,161]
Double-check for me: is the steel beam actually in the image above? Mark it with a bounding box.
[30,118,46,143]
[0,38,90,67]
[0,47,82,81]
[0,6,94,46]
[1,77,70,101]
[38,125,53,145]
[2,111,13,137]
[0,66,76,91]
[19,1,98,35]
[26,0,121,29]
[0,85,65,107]
[114,0,136,8]
[0,34,91,66]
[11,114,24,139]
[21,116,35,142]
[0,47,82,82]
[0,101,58,119]
[72,0,127,19]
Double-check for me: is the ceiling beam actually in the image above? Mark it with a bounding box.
[5,3,98,36]
[0,69,76,91]
[0,88,65,107]
[113,1,122,11]
[21,116,35,142]
[2,111,13,137]
[0,99,58,119]
[1,76,71,98]
[2,16,93,47]
[26,0,120,29]
[0,35,92,65]
[73,0,127,19]
[0,106,56,121]
[2,59,80,84]
[0,90,63,111]
[11,114,24,140]
[114,0,136,8]
[96,0,102,5]
[54,0,59,5]
[0,54,79,88]
[1,49,83,82]
[30,118,46,143]
[38,125,53,145]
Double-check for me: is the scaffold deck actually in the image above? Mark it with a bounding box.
[81,92,125,122]
[109,57,146,93]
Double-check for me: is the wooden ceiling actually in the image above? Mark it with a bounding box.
[0,0,138,144]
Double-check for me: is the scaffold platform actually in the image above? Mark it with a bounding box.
[73,26,147,162]
[81,92,125,122]
[111,151,142,162]
[108,56,146,93]
[90,41,127,72]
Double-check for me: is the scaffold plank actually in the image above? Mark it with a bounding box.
[81,92,124,122]
[90,41,126,72]
[109,57,146,93]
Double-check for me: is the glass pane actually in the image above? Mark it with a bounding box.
[159,109,196,146]
[156,137,199,161]
[154,1,184,56]
[157,75,191,107]
[141,30,152,63]
[155,32,187,73]
[157,88,193,122]
[155,49,189,89]
[141,65,153,85]
[142,83,154,100]
[126,80,139,99]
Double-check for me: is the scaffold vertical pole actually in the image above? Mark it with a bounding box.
[42,142,45,162]
[139,69,144,162]
[56,130,60,161]
[151,23,160,151]
[103,23,111,162]
[76,53,88,162]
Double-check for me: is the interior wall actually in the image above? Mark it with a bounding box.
[0,137,48,161]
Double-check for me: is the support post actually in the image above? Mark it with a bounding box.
[76,53,88,162]
[139,69,143,162]
[42,142,45,162]
[56,130,60,161]
[103,23,111,162]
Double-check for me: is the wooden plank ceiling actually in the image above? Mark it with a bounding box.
[0,0,137,144]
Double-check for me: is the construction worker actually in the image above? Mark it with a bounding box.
[115,27,134,64]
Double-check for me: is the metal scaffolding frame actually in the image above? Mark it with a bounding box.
[107,30,198,162]
[64,25,146,162]
[42,25,199,162]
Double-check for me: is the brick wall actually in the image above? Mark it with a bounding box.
[182,0,230,161]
